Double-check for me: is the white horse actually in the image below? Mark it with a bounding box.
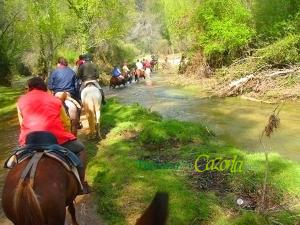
[81,83,102,137]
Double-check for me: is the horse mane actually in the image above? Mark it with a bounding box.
[14,181,45,225]
[135,192,169,225]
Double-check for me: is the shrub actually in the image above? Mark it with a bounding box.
[195,0,254,67]
[255,35,300,65]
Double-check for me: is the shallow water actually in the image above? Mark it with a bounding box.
[107,73,300,162]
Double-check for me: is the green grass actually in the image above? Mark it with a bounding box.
[0,86,23,122]
[87,99,300,225]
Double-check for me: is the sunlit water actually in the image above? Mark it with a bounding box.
[107,73,300,162]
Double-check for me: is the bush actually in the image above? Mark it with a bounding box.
[195,0,254,67]
[255,35,300,65]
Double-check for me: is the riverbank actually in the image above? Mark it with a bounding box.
[163,57,300,103]
[88,99,300,225]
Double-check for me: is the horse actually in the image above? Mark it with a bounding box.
[123,71,133,84]
[2,131,80,225]
[2,154,168,225]
[109,76,126,89]
[2,137,169,225]
[150,59,158,72]
[134,69,146,82]
[81,83,102,138]
[55,92,80,136]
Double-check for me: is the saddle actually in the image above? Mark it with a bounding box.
[4,131,83,190]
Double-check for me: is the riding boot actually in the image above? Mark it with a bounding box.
[100,88,106,105]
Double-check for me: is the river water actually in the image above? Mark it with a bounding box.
[107,72,300,162]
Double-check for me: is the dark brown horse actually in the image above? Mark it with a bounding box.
[109,76,126,89]
[150,60,158,72]
[123,71,133,84]
[2,156,168,225]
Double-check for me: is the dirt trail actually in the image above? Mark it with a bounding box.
[65,194,105,225]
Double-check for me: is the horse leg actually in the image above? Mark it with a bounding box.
[68,202,79,225]
[95,109,101,139]
[86,110,96,136]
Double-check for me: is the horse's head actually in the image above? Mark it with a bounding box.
[135,192,169,225]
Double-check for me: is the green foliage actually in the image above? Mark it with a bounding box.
[102,41,139,66]
[252,0,300,40]
[195,0,254,66]
[0,86,22,121]
[139,119,208,146]
[255,35,300,65]
[231,212,265,225]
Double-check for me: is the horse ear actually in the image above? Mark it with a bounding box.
[135,192,169,225]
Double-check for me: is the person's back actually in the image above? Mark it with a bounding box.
[18,77,91,194]
[18,81,75,146]
[136,61,143,70]
[122,64,130,73]
[77,61,99,82]
[48,57,78,97]
[77,54,106,105]
[144,60,151,68]
[112,67,121,77]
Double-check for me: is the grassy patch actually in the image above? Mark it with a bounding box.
[87,99,300,224]
[0,86,23,122]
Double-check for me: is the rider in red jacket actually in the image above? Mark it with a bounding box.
[17,77,90,194]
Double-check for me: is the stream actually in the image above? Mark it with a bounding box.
[107,72,300,162]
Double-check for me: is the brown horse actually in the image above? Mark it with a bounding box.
[109,76,126,89]
[2,156,79,225]
[135,69,146,82]
[2,156,168,225]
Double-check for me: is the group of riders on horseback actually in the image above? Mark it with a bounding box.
[16,53,105,196]
[109,55,159,88]
[2,53,168,225]
[8,53,159,196]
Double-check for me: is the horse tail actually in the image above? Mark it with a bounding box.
[14,181,45,225]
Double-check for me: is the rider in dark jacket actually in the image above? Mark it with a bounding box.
[77,54,106,105]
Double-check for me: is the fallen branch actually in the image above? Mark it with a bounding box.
[229,74,255,88]
[265,68,299,78]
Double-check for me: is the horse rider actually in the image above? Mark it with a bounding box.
[122,62,130,75]
[136,59,144,71]
[143,59,151,77]
[143,59,151,70]
[48,57,80,99]
[77,54,106,105]
[48,57,82,128]
[17,77,91,194]
[112,65,124,80]
[76,54,85,68]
